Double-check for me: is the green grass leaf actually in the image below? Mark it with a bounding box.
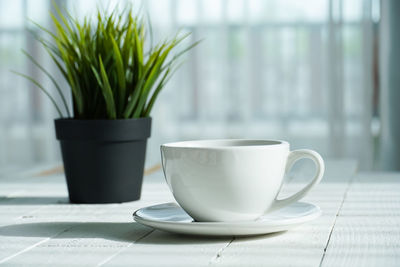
[21,49,71,117]
[98,56,117,119]
[110,35,126,115]
[16,3,199,119]
[143,61,184,117]
[11,71,64,117]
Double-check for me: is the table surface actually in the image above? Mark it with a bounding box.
[0,160,399,267]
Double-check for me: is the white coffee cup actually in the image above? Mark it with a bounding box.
[160,139,324,222]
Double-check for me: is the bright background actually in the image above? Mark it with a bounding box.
[0,0,381,170]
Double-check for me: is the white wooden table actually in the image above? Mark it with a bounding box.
[0,160,399,266]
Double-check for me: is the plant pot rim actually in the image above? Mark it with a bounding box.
[55,117,151,141]
[55,117,151,122]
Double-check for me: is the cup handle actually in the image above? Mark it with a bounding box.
[269,149,325,212]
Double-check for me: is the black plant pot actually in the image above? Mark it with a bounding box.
[55,118,151,204]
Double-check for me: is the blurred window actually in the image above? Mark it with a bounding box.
[0,0,380,169]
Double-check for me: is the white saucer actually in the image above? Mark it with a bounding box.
[133,202,321,236]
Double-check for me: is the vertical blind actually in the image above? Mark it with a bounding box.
[0,0,380,169]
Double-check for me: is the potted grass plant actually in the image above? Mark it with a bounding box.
[14,5,198,203]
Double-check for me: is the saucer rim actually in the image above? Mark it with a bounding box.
[133,201,322,226]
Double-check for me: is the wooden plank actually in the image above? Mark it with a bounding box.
[0,169,172,262]
[202,183,351,267]
[198,160,357,266]
[0,160,356,266]
[102,231,232,266]
[0,196,172,264]
[321,172,400,267]
[0,221,153,266]
[0,167,224,266]
[0,171,174,265]
[105,160,357,266]
[104,184,348,267]
[0,200,159,264]
[0,166,65,232]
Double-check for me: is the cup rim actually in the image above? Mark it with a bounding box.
[161,139,289,150]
